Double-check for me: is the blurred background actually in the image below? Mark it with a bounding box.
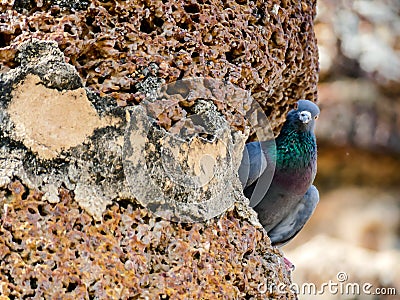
[285,0,400,299]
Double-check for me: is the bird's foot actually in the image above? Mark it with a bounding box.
[283,257,295,272]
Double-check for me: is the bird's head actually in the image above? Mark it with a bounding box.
[285,99,320,132]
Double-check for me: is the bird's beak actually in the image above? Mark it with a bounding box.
[298,111,312,124]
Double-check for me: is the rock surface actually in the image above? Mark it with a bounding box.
[1,180,294,299]
[0,37,297,300]
[0,0,319,134]
[1,39,127,219]
[0,0,320,298]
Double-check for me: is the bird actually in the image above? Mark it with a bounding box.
[239,99,320,249]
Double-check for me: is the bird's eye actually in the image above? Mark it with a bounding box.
[293,103,298,110]
[314,115,319,120]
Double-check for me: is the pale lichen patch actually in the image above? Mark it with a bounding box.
[8,74,109,159]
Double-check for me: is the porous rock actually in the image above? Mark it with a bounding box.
[1,181,294,299]
[123,102,241,223]
[0,0,319,134]
[0,39,295,298]
[0,40,125,219]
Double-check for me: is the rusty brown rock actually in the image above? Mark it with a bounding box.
[0,0,318,135]
[0,37,297,299]
[0,180,297,299]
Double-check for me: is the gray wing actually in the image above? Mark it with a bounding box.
[268,185,319,246]
[238,141,271,189]
[238,142,267,188]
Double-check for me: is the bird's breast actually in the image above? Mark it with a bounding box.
[274,163,315,197]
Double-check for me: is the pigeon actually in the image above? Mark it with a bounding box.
[239,99,320,247]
